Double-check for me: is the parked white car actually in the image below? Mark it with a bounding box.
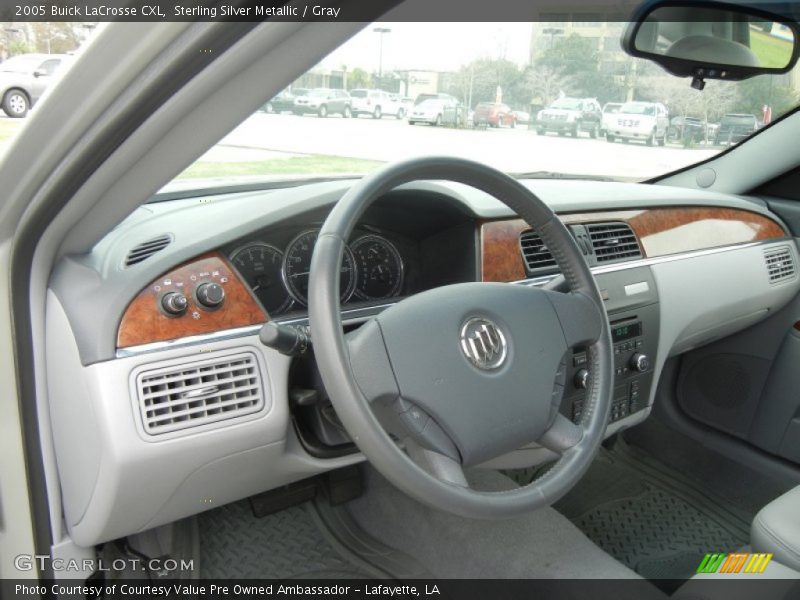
[599,102,623,137]
[0,53,70,118]
[350,89,406,119]
[605,101,669,146]
[408,98,458,126]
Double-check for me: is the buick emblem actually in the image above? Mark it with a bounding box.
[460,317,508,370]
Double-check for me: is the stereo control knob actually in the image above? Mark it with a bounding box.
[160,292,188,316]
[574,368,590,390]
[196,282,225,309]
[630,353,650,373]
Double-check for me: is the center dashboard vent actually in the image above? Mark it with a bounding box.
[586,222,642,263]
[124,234,172,267]
[134,351,265,436]
[765,246,796,284]
[519,230,556,272]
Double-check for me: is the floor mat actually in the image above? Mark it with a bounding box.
[546,442,752,587]
[198,499,381,579]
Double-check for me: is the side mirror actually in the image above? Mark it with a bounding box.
[622,0,800,89]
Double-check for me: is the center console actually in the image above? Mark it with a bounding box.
[562,266,660,426]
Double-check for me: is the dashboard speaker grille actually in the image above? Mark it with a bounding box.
[124,234,172,267]
[764,246,796,284]
[587,222,642,263]
[519,230,557,271]
[135,351,264,436]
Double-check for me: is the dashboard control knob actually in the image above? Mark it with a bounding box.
[630,353,650,373]
[160,292,188,316]
[574,368,590,389]
[195,282,225,309]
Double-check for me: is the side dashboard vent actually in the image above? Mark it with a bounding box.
[765,246,796,284]
[124,234,172,267]
[519,229,557,272]
[135,351,265,436]
[587,222,642,263]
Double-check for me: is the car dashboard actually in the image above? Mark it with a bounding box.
[44,177,800,546]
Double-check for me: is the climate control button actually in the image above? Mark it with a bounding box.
[160,292,188,316]
[195,282,225,309]
[630,353,650,373]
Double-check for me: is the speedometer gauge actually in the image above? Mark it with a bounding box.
[351,235,404,300]
[230,243,292,316]
[282,229,357,306]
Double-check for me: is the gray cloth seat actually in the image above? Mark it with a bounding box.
[752,485,800,571]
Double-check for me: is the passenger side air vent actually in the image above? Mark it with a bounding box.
[519,229,557,272]
[135,351,265,436]
[124,234,172,267]
[587,222,642,263]
[765,246,796,284]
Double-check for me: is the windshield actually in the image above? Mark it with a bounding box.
[177,21,800,184]
[0,55,44,73]
[620,102,656,116]
[549,98,583,110]
[721,114,758,125]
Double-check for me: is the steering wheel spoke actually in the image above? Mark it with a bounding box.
[538,413,585,454]
[405,438,468,488]
[542,289,604,348]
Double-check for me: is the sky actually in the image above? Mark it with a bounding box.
[318,23,534,73]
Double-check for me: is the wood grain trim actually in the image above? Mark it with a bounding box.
[481,207,787,282]
[117,252,267,348]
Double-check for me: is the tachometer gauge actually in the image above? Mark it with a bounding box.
[282,229,357,306]
[230,243,293,316]
[351,235,404,300]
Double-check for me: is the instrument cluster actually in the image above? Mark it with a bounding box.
[229,229,405,316]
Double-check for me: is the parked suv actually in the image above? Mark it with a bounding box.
[536,97,602,137]
[668,116,706,143]
[473,102,516,128]
[714,113,759,145]
[599,102,623,137]
[0,53,69,118]
[293,88,352,117]
[605,101,669,146]
[349,89,406,119]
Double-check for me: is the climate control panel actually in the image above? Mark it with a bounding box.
[562,301,659,427]
[117,252,266,348]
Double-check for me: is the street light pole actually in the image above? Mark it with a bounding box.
[373,27,391,83]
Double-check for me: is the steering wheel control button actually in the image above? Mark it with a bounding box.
[160,291,188,317]
[574,368,590,390]
[195,282,225,310]
[459,317,507,370]
[630,352,650,372]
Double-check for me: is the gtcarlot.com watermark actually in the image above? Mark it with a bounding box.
[14,553,194,575]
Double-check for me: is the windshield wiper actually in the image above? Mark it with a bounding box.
[512,171,615,182]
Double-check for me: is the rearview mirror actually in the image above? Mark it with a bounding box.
[623,0,800,89]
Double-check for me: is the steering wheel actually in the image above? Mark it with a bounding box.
[308,157,612,519]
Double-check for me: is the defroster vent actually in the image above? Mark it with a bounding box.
[765,246,796,284]
[124,234,172,267]
[519,229,556,272]
[135,351,265,436]
[587,222,642,263]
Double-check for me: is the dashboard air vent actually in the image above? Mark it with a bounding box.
[519,229,557,272]
[124,234,172,267]
[765,246,796,284]
[587,222,642,263]
[135,351,264,436]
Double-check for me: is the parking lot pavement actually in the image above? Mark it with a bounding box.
[220,112,719,180]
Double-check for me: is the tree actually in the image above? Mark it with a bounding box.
[524,64,576,108]
[736,74,798,118]
[443,58,527,108]
[347,68,372,90]
[535,33,623,103]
